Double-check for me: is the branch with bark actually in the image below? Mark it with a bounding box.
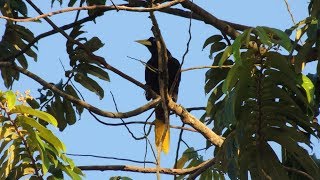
[0,0,186,22]
[78,158,214,175]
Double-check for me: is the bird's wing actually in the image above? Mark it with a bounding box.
[168,57,181,102]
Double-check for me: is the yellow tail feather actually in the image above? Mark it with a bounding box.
[154,119,170,154]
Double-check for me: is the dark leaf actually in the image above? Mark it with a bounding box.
[209,42,226,59]
[74,73,104,99]
[203,35,223,50]
[82,37,104,52]
[63,99,76,125]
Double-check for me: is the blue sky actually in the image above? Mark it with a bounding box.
[0,0,315,179]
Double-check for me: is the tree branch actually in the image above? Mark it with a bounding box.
[66,153,156,165]
[78,159,212,175]
[0,0,186,22]
[2,15,99,63]
[182,65,233,72]
[187,158,216,179]
[0,62,161,119]
[181,0,240,39]
[168,98,224,147]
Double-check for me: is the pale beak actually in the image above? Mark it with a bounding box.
[135,39,152,46]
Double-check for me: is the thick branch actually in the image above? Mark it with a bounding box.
[150,12,171,156]
[187,158,216,179]
[78,159,212,175]
[0,62,160,118]
[160,8,251,32]
[168,99,224,147]
[0,0,185,22]
[181,0,240,39]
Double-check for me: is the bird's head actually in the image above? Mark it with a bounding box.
[135,37,157,55]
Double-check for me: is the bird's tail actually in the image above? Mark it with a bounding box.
[154,106,170,154]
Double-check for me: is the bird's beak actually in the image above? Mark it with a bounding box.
[135,39,152,46]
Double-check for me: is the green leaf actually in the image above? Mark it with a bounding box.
[222,63,240,93]
[232,28,253,64]
[258,142,290,180]
[83,37,104,52]
[219,46,233,66]
[65,85,84,115]
[175,147,197,169]
[78,64,110,81]
[298,74,315,104]
[30,130,50,175]
[11,105,58,127]
[265,52,296,80]
[16,54,28,69]
[63,99,76,125]
[203,35,223,50]
[255,26,272,46]
[53,96,67,131]
[58,164,83,180]
[267,131,320,178]
[5,91,16,111]
[1,67,15,88]
[26,98,40,109]
[14,25,35,43]
[10,0,28,17]
[232,33,244,64]
[74,73,104,99]
[18,116,66,152]
[262,26,293,51]
[209,42,226,58]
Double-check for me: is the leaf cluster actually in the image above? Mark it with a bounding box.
[0,91,84,179]
[203,26,320,179]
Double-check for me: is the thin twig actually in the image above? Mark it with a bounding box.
[187,158,216,179]
[170,3,192,97]
[221,32,231,46]
[110,91,146,140]
[182,65,233,72]
[283,0,296,24]
[66,153,156,164]
[109,0,119,11]
[74,0,85,22]
[174,123,185,180]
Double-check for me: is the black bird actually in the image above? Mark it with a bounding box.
[136,37,181,153]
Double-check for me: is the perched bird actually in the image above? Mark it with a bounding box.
[136,37,181,154]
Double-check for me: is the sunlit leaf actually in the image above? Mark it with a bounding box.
[11,105,58,127]
[219,46,233,66]
[18,116,66,152]
[5,91,16,111]
[298,74,315,104]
